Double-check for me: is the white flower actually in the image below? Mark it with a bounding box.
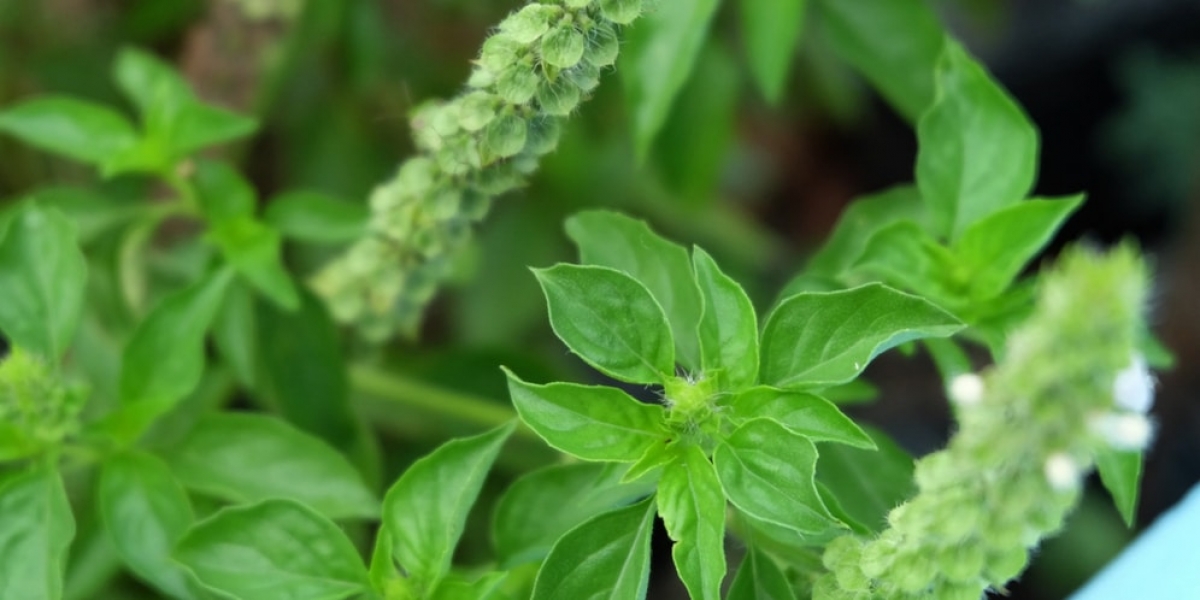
[1089,412,1154,450]
[1044,453,1081,491]
[948,373,985,407]
[1113,354,1154,414]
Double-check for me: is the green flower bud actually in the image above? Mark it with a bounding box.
[435,135,481,176]
[485,113,529,159]
[537,75,582,116]
[584,22,620,67]
[563,0,593,8]
[496,64,540,105]
[523,115,562,156]
[984,547,1027,584]
[473,162,527,195]
[564,60,601,92]
[599,0,641,25]
[460,190,493,221]
[467,67,496,89]
[427,185,463,220]
[480,34,525,74]
[935,583,985,600]
[939,543,986,584]
[458,92,498,132]
[892,549,937,594]
[541,24,586,68]
[499,3,561,44]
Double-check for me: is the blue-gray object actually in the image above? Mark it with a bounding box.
[1070,482,1200,599]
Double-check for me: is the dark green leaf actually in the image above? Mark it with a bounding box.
[532,498,656,600]
[727,549,795,600]
[0,465,74,600]
[175,500,368,600]
[264,191,368,244]
[0,204,87,360]
[728,387,874,449]
[505,369,668,462]
[803,185,926,277]
[619,0,720,159]
[760,283,963,388]
[193,160,255,222]
[917,40,1039,240]
[533,264,675,384]
[1095,448,1143,527]
[714,419,839,536]
[27,187,144,245]
[165,413,378,520]
[693,247,758,391]
[383,423,514,595]
[565,210,703,371]
[657,445,726,600]
[811,0,944,122]
[741,0,806,103]
[99,451,203,599]
[0,96,139,166]
[815,425,914,534]
[953,195,1083,299]
[212,280,260,391]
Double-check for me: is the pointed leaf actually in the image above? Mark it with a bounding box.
[917,40,1039,240]
[727,549,795,600]
[171,103,258,157]
[534,264,674,383]
[0,204,87,360]
[728,387,874,449]
[565,210,703,371]
[815,425,915,534]
[209,216,299,311]
[505,370,668,462]
[0,96,139,165]
[264,191,368,244]
[383,423,515,595]
[760,283,962,388]
[532,498,656,600]
[1096,448,1143,527]
[741,0,806,103]
[114,46,193,116]
[657,445,726,600]
[803,185,925,278]
[693,247,758,391]
[174,499,368,600]
[0,465,74,600]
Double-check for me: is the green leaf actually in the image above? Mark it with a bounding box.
[0,465,75,600]
[430,572,508,600]
[849,220,958,304]
[657,445,726,600]
[208,217,299,311]
[714,419,839,536]
[532,498,656,600]
[953,195,1084,299]
[619,0,720,159]
[815,425,915,534]
[383,422,514,595]
[533,264,675,384]
[368,526,395,594]
[170,103,258,158]
[565,210,703,371]
[0,96,139,166]
[99,451,203,599]
[741,0,806,103]
[917,40,1039,240]
[505,370,668,462]
[114,46,194,117]
[492,462,655,567]
[760,283,963,388]
[803,185,926,278]
[0,204,87,360]
[810,0,944,122]
[106,269,233,442]
[727,387,874,449]
[164,413,378,520]
[26,186,144,245]
[264,191,368,244]
[726,549,795,600]
[212,280,260,391]
[1095,448,1143,527]
[193,160,256,221]
[174,499,369,600]
[693,247,758,391]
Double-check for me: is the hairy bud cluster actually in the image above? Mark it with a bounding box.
[816,245,1152,599]
[0,349,85,456]
[312,0,643,340]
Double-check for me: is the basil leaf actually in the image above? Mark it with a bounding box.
[0,465,74,600]
[0,97,138,167]
[657,445,726,600]
[727,549,795,600]
[1096,448,1143,527]
[693,247,758,391]
[728,387,874,449]
[264,191,368,245]
[741,0,806,103]
[815,425,915,534]
[802,185,926,278]
[532,498,656,600]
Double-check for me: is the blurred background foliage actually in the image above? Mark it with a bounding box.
[1,0,1199,598]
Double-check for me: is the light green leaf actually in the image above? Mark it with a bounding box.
[565,210,703,371]
[0,465,75,600]
[212,280,259,391]
[953,195,1084,299]
[430,572,508,600]
[741,0,806,103]
[917,40,1039,240]
[803,185,926,278]
[619,0,720,159]
[532,498,656,600]
[383,423,514,596]
[1095,448,1143,527]
[165,413,378,520]
[492,462,655,567]
[693,247,757,391]
[811,0,944,122]
[657,445,726,600]
[27,187,144,245]
[726,549,795,600]
[193,160,255,222]
[368,526,395,594]
[760,283,963,388]
[0,204,87,361]
[533,264,675,383]
[0,96,139,166]
[174,499,369,600]
[815,425,914,534]
[99,451,203,599]
[114,46,194,117]
[170,103,258,158]
[264,191,367,244]
[728,387,874,449]
[208,217,298,311]
[505,369,668,462]
[714,419,839,536]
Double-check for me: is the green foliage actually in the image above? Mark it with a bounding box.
[0,465,74,600]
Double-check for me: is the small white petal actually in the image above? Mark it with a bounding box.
[1090,412,1154,450]
[1113,355,1155,414]
[1044,453,1081,491]
[949,373,985,407]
